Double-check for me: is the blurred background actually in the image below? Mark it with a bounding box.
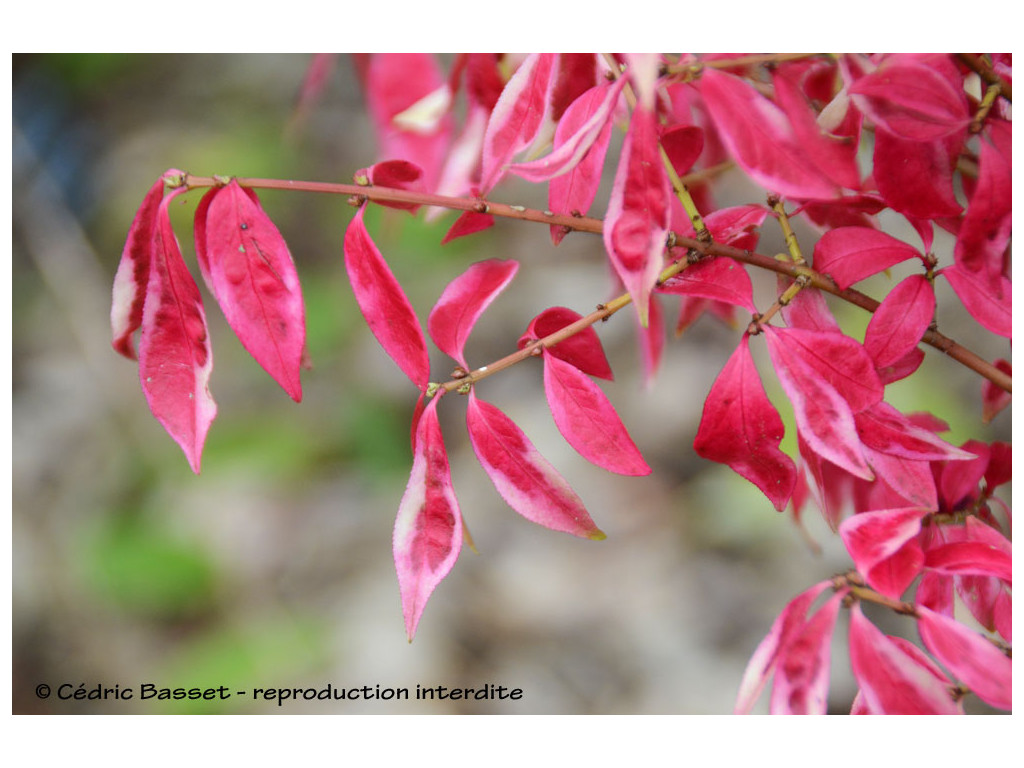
[12,53,1010,714]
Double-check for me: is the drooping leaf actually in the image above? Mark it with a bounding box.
[659,123,704,179]
[694,335,796,511]
[201,180,306,402]
[863,275,935,370]
[602,101,671,326]
[849,57,970,141]
[839,507,930,598]
[657,256,756,314]
[111,176,168,359]
[393,396,462,641]
[428,259,519,369]
[982,360,1012,423]
[770,327,882,412]
[916,605,1011,710]
[770,590,845,715]
[137,189,217,474]
[518,306,613,380]
[343,207,430,390]
[467,391,604,539]
[872,126,963,220]
[479,52,557,194]
[861,446,938,510]
[955,119,1011,289]
[734,580,833,714]
[542,352,650,476]
[940,263,1012,338]
[764,327,873,480]
[856,401,974,463]
[812,226,923,290]
[848,603,960,714]
[441,209,495,244]
[924,541,1012,583]
[697,68,840,200]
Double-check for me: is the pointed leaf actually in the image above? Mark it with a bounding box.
[771,327,883,412]
[765,327,873,480]
[694,336,796,511]
[657,256,756,314]
[111,176,167,359]
[603,103,672,326]
[518,306,613,380]
[201,181,306,401]
[137,189,217,473]
[343,208,430,389]
[862,446,938,510]
[924,541,1012,583]
[393,396,462,640]
[428,259,519,369]
[812,227,922,290]
[955,119,1011,289]
[441,210,495,244]
[659,124,705,178]
[982,360,1012,424]
[940,264,1012,338]
[839,507,930,598]
[697,68,840,200]
[467,392,604,539]
[856,401,975,463]
[542,352,650,476]
[848,603,960,714]
[770,591,844,715]
[916,605,1011,710]
[357,160,427,212]
[872,127,963,219]
[863,275,935,369]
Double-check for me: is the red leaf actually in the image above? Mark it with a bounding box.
[863,275,934,369]
[428,259,518,369]
[638,294,665,387]
[111,176,168,359]
[734,580,833,714]
[862,446,938,510]
[955,119,1011,289]
[872,127,963,219]
[602,102,671,326]
[542,352,650,476]
[697,68,840,200]
[547,85,618,245]
[849,57,970,140]
[779,284,841,333]
[848,603,960,714]
[924,541,1012,583]
[441,210,495,244]
[856,401,975,463]
[518,306,613,380]
[839,507,930,598]
[343,208,430,389]
[764,327,873,480]
[940,263,1012,338]
[982,360,1012,423]
[507,77,625,183]
[137,189,217,474]
[770,591,844,714]
[916,605,1011,710]
[357,160,427,212]
[479,53,557,193]
[657,256,756,314]
[200,181,306,401]
[393,396,462,641]
[812,226,923,290]
[659,123,704,178]
[770,327,882,412]
[466,392,605,539]
[694,336,796,511]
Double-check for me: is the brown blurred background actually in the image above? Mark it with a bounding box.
[11,53,1010,714]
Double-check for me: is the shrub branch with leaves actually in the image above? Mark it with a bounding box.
[111,53,1011,714]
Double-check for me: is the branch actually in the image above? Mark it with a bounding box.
[173,173,1012,394]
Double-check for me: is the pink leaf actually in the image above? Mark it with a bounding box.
[343,208,430,390]
[848,603,960,714]
[769,327,882,412]
[779,284,841,334]
[734,580,833,714]
[770,591,844,714]
[542,352,650,476]
[924,541,1012,583]
[862,446,938,510]
[507,77,625,182]
[200,181,306,401]
[137,189,217,474]
[694,336,797,511]
[659,123,704,178]
[916,606,1011,710]
[955,119,1011,289]
[812,227,923,290]
[849,58,970,140]
[856,401,975,463]
[479,52,557,193]
[466,391,605,540]
[638,294,665,387]
[603,102,671,327]
[697,68,840,200]
[441,210,495,245]
[428,259,519,369]
[111,176,168,359]
[982,360,1012,423]
[393,396,462,641]
[657,256,756,314]
[839,507,930,599]
[940,263,1012,338]
[764,327,873,480]
[548,86,616,245]
[872,127,963,219]
[863,275,935,369]
[357,160,427,212]
[518,306,613,381]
